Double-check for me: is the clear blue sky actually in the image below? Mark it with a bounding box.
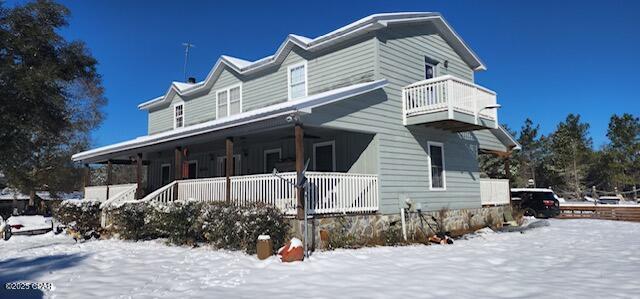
[19,0,640,148]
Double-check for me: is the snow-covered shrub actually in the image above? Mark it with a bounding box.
[240,203,289,254]
[108,202,162,240]
[54,200,101,235]
[198,202,242,250]
[199,202,288,254]
[161,200,204,245]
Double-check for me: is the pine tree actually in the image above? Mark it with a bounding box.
[604,113,640,191]
[513,118,543,187]
[549,114,592,198]
[0,0,106,210]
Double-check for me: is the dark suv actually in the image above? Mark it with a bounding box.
[510,188,561,218]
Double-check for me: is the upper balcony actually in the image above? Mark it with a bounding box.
[402,75,499,131]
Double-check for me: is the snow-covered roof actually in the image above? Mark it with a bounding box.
[220,55,252,68]
[138,12,485,110]
[510,188,555,193]
[0,188,82,201]
[73,79,388,162]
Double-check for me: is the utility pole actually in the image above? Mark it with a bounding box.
[182,42,196,81]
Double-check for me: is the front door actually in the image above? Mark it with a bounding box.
[186,161,198,179]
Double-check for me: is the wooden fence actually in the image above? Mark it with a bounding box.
[559,204,640,222]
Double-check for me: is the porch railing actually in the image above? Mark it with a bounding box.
[84,183,137,201]
[138,172,379,215]
[402,75,498,126]
[480,178,510,206]
[99,184,137,227]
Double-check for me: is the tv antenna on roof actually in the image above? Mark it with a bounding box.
[182,42,196,81]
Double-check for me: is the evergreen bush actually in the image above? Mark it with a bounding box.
[199,202,288,254]
[104,200,288,253]
[107,202,160,240]
[54,200,101,235]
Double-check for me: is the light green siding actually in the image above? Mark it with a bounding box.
[473,129,510,152]
[308,37,376,93]
[142,22,511,215]
[378,23,474,82]
[147,37,377,135]
[305,23,483,214]
[147,100,174,135]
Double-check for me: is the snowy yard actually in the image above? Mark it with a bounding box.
[2,219,640,298]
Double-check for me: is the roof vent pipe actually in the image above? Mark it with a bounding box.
[187,77,196,84]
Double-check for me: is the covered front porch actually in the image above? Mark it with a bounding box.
[73,81,387,217]
[78,123,379,217]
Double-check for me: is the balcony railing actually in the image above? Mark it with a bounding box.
[402,75,498,128]
[133,172,379,215]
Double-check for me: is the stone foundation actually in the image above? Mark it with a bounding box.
[287,205,512,250]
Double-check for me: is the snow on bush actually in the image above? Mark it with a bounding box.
[160,200,204,245]
[107,202,164,240]
[54,199,101,235]
[105,200,287,253]
[199,202,288,254]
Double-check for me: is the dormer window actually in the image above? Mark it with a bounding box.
[216,84,242,119]
[288,62,307,100]
[174,102,184,128]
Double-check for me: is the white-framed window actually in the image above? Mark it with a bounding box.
[216,154,242,176]
[161,163,171,185]
[287,61,307,100]
[427,141,446,190]
[313,140,335,172]
[264,148,282,173]
[216,84,242,119]
[173,102,184,129]
[425,60,436,79]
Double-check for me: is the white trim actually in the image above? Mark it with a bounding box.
[173,101,185,129]
[73,80,387,162]
[424,61,436,80]
[287,61,308,101]
[427,141,446,191]
[263,148,282,173]
[313,140,336,171]
[138,13,485,110]
[160,163,171,184]
[186,160,198,179]
[216,83,243,119]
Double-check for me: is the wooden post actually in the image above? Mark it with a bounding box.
[295,123,305,220]
[83,163,90,198]
[135,153,143,199]
[504,154,512,205]
[173,147,182,200]
[226,137,234,203]
[106,160,113,199]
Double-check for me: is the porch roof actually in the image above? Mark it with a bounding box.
[72,79,388,163]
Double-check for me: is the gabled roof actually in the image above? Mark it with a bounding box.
[138,12,486,110]
[73,79,388,162]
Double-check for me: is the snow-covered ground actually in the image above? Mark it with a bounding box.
[2,219,640,298]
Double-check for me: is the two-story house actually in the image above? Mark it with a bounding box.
[73,12,520,219]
